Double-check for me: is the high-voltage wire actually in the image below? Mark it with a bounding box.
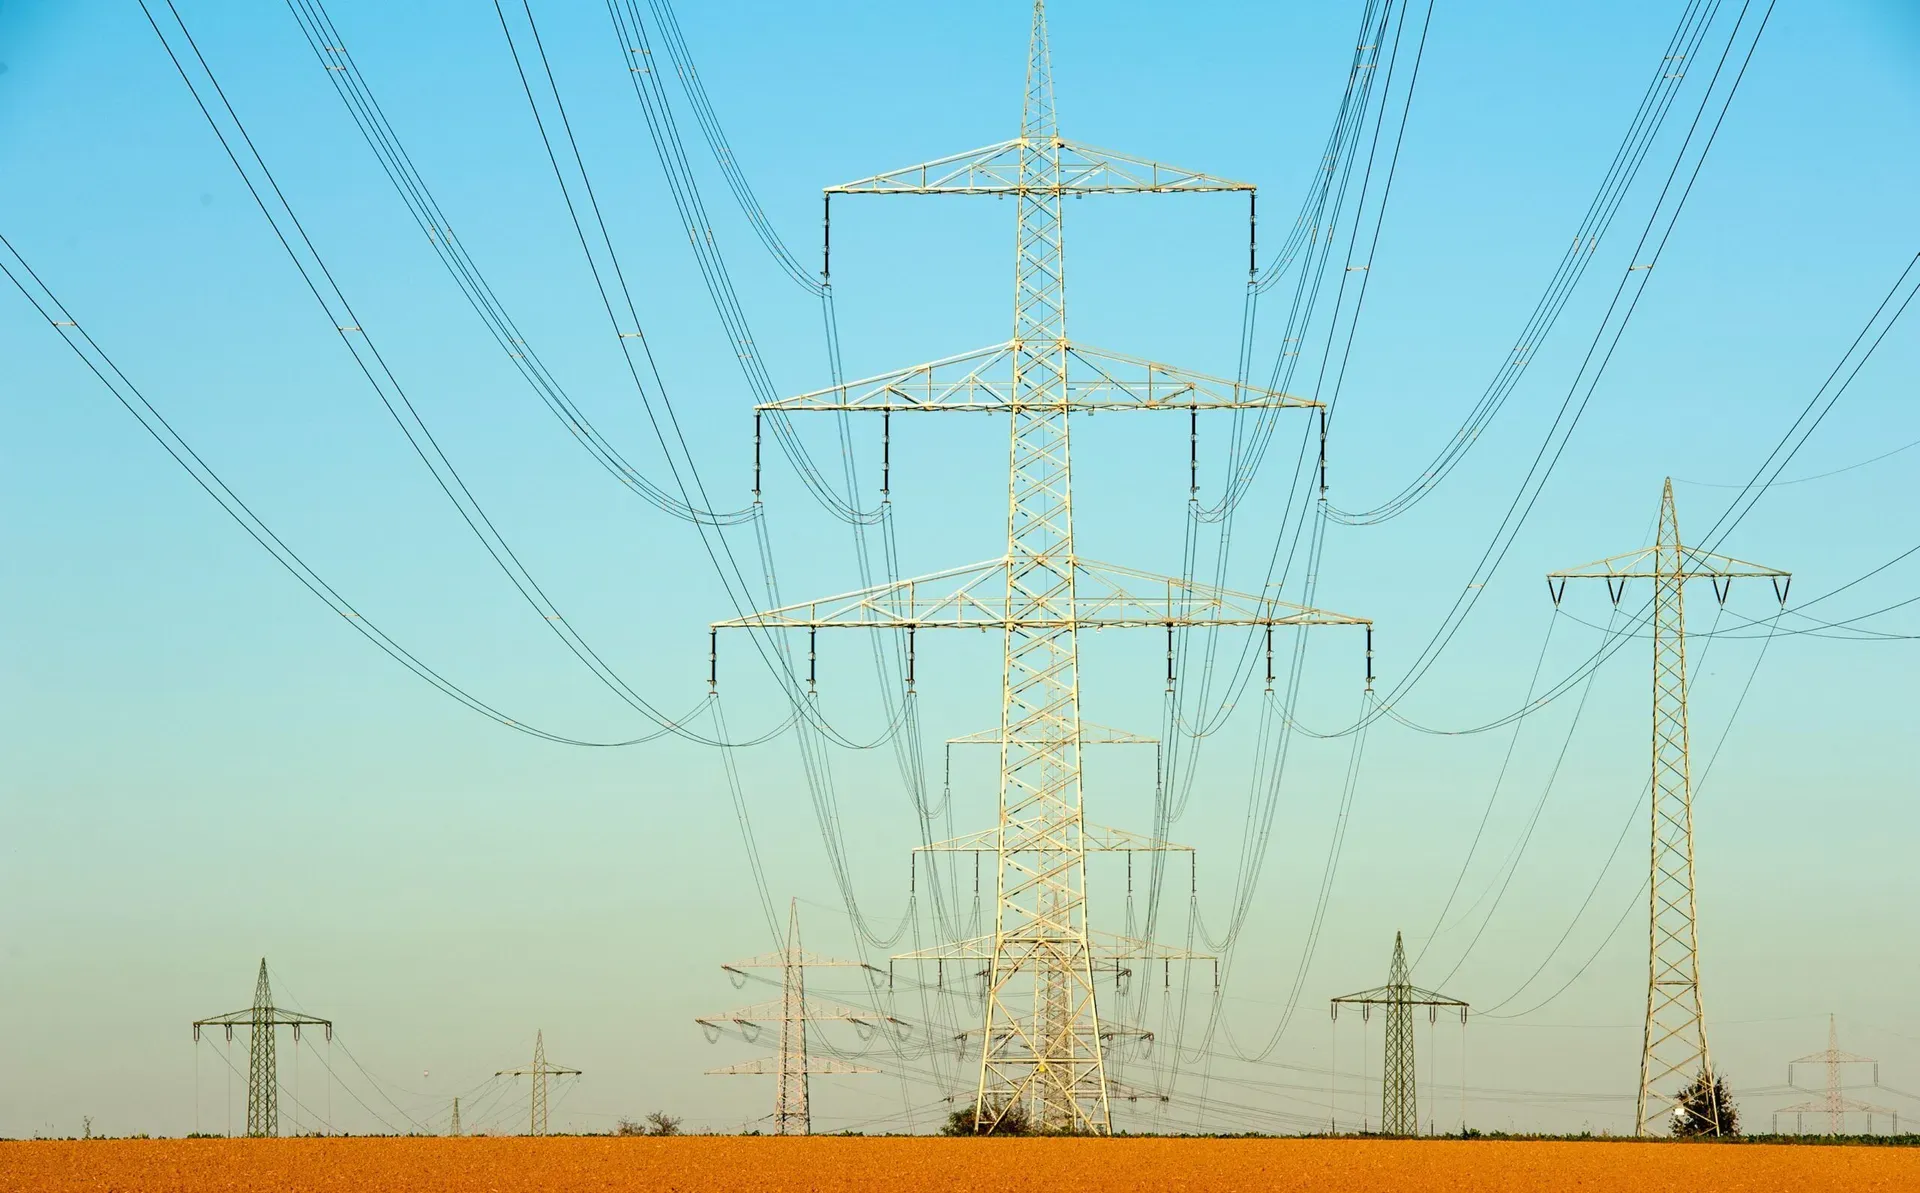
[1327,0,1728,526]
[281,0,757,527]
[138,0,805,749]
[0,234,704,748]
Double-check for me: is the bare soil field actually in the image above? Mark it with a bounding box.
[5,1136,1917,1192]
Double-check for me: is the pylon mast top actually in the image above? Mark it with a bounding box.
[192,958,332,1042]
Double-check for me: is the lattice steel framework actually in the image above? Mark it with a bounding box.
[496,1030,580,1136]
[1331,932,1467,1136]
[1549,479,1790,1135]
[698,899,888,1135]
[1774,1015,1896,1135]
[192,958,332,1138]
[715,1,1369,1133]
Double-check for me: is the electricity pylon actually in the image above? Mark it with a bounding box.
[192,958,332,1138]
[697,900,891,1135]
[714,1,1369,1133]
[449,1097,461,1137]
[496,1031,580,1136]
[1774,1015,1896,1135]
[1548,478,1790,1136]
[1331,933,1467,1136]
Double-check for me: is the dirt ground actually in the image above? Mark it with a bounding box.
[5,1136,1918,1192]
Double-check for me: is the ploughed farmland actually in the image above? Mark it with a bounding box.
[7,1136,1919,1192]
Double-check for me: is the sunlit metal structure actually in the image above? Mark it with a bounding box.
[698,899,888,1135]
[1331,932,1467,1136]
[1774,1015,1897,1135]
[192,958,332,1138]
[495,1030,580,1137]
[716,1,1368,1133]
[1549,479,1790,1135]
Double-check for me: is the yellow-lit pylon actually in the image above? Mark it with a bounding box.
[717,1,1370,1133]
[1549,479,1789,1135]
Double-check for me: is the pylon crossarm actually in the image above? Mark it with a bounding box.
[706,1056,880,1076]
[1547,546,1790,582]
[916,821,1191,854]
[826,137,1252,195]
[895,929,1214,967]
[721,951,873,973]
[1330,985,1469,1006]
[760,339,1315,414]
[192,1008,332,1041]
[699,997,898,1025]
[713,557,1369,631]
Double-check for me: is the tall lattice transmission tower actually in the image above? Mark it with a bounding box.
[1548,479,1790,1135]
[192,958,332,1138]
[698,899,889,1135]
[714,0,1369,1133]
[1774,1015,1897,1135]
[496,1030,580,1136]
[1330,932,1467,1136]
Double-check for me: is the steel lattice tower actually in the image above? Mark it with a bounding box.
[1775,1015,1896,1135]
[1549,479,1790,1135]
[1331,932,1466,1136]
[496,1030,580,1136]
[192,958,332,1138]
[698,899,886,1135]
[716,1,1369,1133]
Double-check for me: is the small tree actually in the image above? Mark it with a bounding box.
[942,1096,1032,1137]
[1672,1071,1739,1138]
[643,1111,683,1137]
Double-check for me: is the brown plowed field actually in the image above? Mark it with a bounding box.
[5,1137,1916,1191]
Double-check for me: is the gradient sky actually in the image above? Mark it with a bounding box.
[2,0,1917,1138]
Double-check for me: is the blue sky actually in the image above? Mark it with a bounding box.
[2,0,1916,1137]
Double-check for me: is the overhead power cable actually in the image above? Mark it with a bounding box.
[0,233,699,748]
[281,0,757,527]
[137,0,801,748]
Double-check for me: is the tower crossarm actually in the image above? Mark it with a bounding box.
[698,997,902,1027]
[722,952,876,974]
[826,137,1253,196]
[758,340,1316,414]
[1330,985,1470,1011]
[192,1007,332,1041]
[1548,545,1790,605]
[713,557,1368,632]
[706,1056,879,1077]
[916,822,1190,854]
[1790,1048,1879,1066]
[893,929,1214,973]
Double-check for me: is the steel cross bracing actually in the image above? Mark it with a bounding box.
[716,3,1368,1132]
[1330,933,1467,1137]
[495,1030,580,1137]
[192,958,332,1138]
[1549,479,1789,1136]
[1774,1015,1896,1135]
[697,899,889,1135]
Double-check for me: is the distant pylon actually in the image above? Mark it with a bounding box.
[1549,479,1791,1135]
[1774,1015,1896,1135]
[698,899,890,1135]
[449,1097,461,1137]
[192,958,333,1138]
[496,1030,580,1136]
[1331,933,1467,1136]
